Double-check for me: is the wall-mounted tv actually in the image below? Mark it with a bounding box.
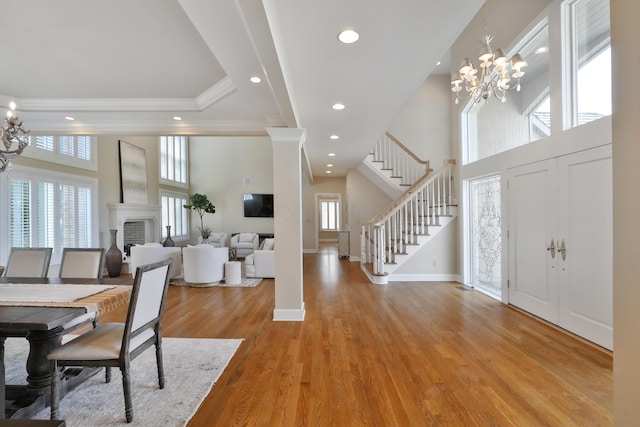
[243,193,274,218]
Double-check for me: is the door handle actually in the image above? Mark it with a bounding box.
[557,239,566,261]
[546,238,556,259]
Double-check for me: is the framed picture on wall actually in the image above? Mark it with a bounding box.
[118,140,148,204]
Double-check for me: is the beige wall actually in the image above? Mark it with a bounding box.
[302,176,346,251]
[188,136,274,241]
[345,168,393,259]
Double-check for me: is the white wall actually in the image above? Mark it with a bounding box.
[393,218,458,275]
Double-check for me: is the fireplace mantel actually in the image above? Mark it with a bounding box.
[107,203,162,250]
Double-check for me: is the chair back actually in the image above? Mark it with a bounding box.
[4,247,53,278]
[121,259,172,356]
[59,248,105,278]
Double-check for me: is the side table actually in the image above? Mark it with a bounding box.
[224,261,242,285]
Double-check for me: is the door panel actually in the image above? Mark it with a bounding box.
[557,146,613,349]
[508,159,558,323]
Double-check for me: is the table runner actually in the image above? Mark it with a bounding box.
[0,285,132,315]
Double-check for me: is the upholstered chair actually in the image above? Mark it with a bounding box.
[130,243,182,279]
[198,232,229,248]
[244,238,275,278]
[182,244,229,285]
[229,233,259,258]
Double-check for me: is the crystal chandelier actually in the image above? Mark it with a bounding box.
[450,6,527,105]
[1,101,29,172]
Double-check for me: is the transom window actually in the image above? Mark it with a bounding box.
[23,135,97,170]
[160,136,188,186]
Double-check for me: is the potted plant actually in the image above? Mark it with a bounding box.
[183,193,216,240]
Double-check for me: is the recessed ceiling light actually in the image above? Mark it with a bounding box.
[329,134,339,140]
[327,164,333,167]
[173,116,183,121]
[332,103,345,110]
[436,61,441,66]
[250,76,262,83]
[535,46,549,54]
[328,153,336,157]
[326,170,332,174]
[64,116,75,121]
[338,29,359,44]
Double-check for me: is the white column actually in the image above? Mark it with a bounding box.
[611,0,640,423]
[266,128,306,321]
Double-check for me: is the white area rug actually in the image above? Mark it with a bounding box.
[170,276,262,288]
[4,337,242,426]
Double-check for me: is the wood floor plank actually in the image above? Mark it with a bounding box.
[100,244,613,426]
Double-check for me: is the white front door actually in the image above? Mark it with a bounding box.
[508,159,558,323]
[508,146,613,350]
[557,145,613,349]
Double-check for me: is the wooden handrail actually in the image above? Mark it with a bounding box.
[384,132,430,165]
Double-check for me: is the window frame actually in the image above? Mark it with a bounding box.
[160,190,190,242]
[159,136,188,188]
[21,134,98,171]
[320,199,341,232]
[2,165,99,266]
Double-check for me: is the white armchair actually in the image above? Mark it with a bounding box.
[182,244,229,285]
[244,238,275,278]
[130,243,182,279]
[230,232,259,258]
[198,232,228,248]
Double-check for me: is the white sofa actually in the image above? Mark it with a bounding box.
[230,232,259,258]
[182,244,229,285]
[130,243,182,279]
[244,238,274,278]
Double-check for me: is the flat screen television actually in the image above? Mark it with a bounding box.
[243,193,274,217]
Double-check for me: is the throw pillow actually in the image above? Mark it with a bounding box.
[144,242,163,247]
[261,238,275,251]
[239,232,254,243]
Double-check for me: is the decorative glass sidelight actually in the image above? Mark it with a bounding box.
[469,175,502,297]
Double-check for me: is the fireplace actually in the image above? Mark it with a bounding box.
[107,203,162,251]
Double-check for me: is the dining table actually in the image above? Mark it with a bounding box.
[0,277,133,420]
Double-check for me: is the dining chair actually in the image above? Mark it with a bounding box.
[58,247,106,332]
[4,247,53,278]
[48,258,173,423]
[59,247,105,279]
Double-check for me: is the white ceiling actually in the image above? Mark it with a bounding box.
[1,0,482,178]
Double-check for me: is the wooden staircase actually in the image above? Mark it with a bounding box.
[360,132,457,284]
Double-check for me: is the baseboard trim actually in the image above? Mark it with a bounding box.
[273,304,306,321]
[386,273,459,282]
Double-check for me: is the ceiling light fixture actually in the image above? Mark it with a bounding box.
[172,116,183,121]
[64,116,75,121]
[332,103,345,110]
[326,170,332,174]
[329,135,339,140]
[1,101,29,172]
[328,153,336,157]
[450,5,527,105]
[327,164,333,167]
[338,29,359,44]
[250,76,262,83]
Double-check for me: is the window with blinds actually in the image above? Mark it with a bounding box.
[8,168,97,263]
[23,135,97,170]
[160,191,189,240]
[160,136,188,186]
[320,200,340,231]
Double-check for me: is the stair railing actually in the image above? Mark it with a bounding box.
[361,160,455,275]
[370,132,431,186]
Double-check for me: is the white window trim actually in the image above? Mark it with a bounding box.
[160,189,190,243]
[1,164,99,267]
[22,134,98,171]
[159,136,189,189]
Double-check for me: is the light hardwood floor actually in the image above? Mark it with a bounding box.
[102,244,613,426]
